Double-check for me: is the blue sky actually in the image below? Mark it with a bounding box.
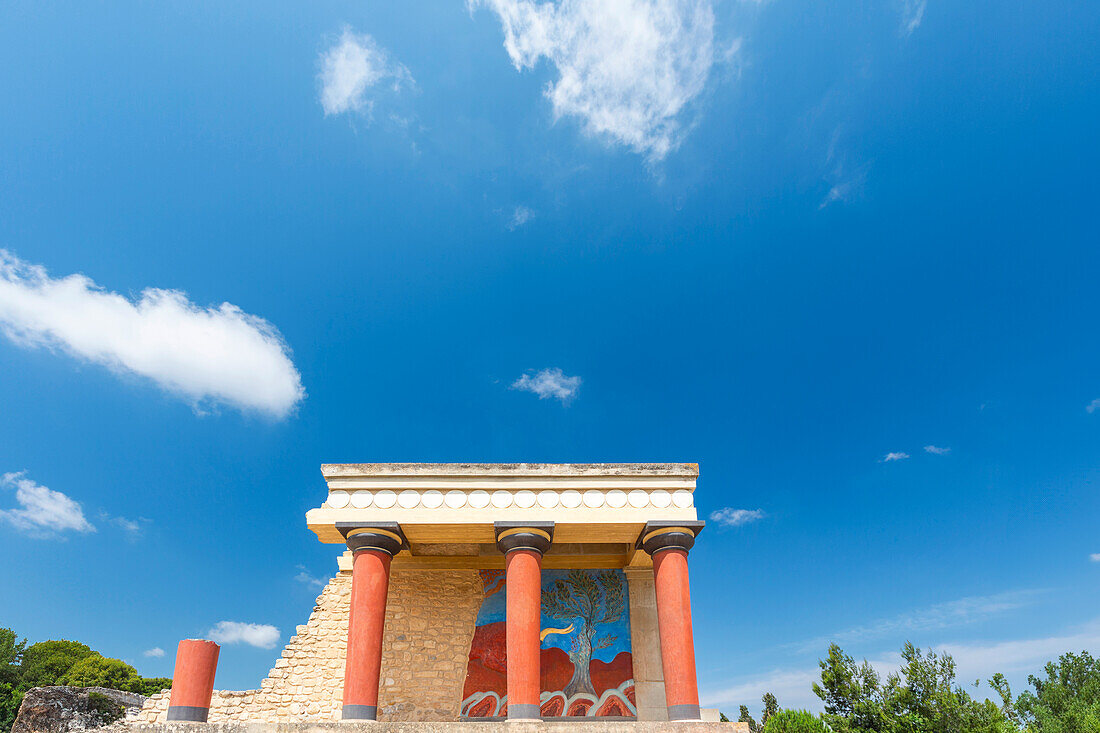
[1,0,1098,716]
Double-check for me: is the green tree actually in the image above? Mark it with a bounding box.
[813,643,888,732]
[58,656,142,692]
[882,642,1010,733]
[135,677,172,696]
[813,642,1013,733]
[763,709,832,732]
[0,629,27,733]
[763,692,780,727]
[19,640,96,689]
[1012,651,1100,732]
[741,704,762,732]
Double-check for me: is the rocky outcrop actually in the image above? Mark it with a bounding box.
[12,687,146,733]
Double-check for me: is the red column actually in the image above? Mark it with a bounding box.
[167,639,219,722]
[652,547,701,721]
[342,548,392,721]
[505,548,543,720]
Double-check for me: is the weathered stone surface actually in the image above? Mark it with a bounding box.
[113,722,746,733]
[14,687,147,733]
[138,570,483,724]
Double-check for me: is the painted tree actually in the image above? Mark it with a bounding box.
[541,569,626,697]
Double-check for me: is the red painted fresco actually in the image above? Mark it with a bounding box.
[460,569,637,718]
[590,651,633,697]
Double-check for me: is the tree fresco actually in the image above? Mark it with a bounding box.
[460,569,635,718]
[540,569,626,697]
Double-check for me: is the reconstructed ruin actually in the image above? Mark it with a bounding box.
[136,463,717,726]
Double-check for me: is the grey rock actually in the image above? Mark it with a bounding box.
[13,687,147,733]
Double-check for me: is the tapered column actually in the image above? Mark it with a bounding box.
[167,639,219,722]
[338,524,405,722]
[639,521,705,722]
[495,522,554,722]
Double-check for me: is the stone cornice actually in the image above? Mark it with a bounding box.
[321,463,699,478]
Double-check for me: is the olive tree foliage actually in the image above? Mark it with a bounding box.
[540,569,626,697]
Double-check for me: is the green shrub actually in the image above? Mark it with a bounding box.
[762,709,831,732]
[19,641,96,689]
[85,692,124,726]
[58,656,142,692]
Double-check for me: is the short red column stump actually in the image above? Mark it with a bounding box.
[167,639,219,722]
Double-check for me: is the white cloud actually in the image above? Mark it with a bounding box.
[508,206,535,230]
[1090,553,1100,563]
[319,27,413,116]
[0,472,95,536]
[143,647,165,658]
[471,0,716,160]
[900,0,927,36]
[709,508,765,528]
[940,619,1100,680]
[0,250,304,417]
[511,367,581,403]
[924,445,950,455]
[706,616,1100,714]
[702,666,822,713]
[1087,398,1100,414]
[294,565,326,589]
[207,621,280,649]
[882,452,909,462]
[795,590,1042,653]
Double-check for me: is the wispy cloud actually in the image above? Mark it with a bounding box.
[294,565,326,589]
[319,27,413,117]
[924,445,951,455]
[1090,553,1100,563]
[470,0,716,160]
[0,472,95,537]
[511,367,581,403]
[709,508,765,528]
[882,452,909,462]
[796,590,1043,653]
[143,647,165,658]
[1087,398,1100,414]
[508,206,535,230]
[207,621,280,649]
[0,250,304,418]
[899,0,927,36]
[707,607,1091,714]
[702,666,822,712]
[100,512,151,539]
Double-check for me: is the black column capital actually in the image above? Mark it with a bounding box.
[636,520,705,556]
[336,522,407,556]
[494,521,554,555]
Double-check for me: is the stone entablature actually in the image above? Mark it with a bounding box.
[308,463,699,550]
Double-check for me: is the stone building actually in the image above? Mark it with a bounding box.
[140,463,710,724]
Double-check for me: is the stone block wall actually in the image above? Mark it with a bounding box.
[137,568,483,723]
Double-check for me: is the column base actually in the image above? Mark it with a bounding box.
[341,704,378,721]
[506,703,542,721]
[668,703,702,721]
[166,706,209,722]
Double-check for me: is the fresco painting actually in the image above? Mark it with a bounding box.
[460,568,636,718]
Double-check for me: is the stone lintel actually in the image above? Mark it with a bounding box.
[322,463,699,478]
